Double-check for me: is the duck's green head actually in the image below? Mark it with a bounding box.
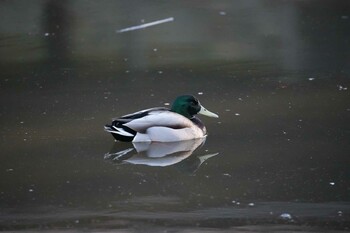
[171,95,219,119]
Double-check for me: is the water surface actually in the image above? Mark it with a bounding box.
[1,1,349,232]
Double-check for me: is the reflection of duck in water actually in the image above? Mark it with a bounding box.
[104,95,218,142]
[104,138,218,173]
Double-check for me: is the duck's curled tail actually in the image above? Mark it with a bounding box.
[104,120,136,142]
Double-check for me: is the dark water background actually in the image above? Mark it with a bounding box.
[1,1,349,232]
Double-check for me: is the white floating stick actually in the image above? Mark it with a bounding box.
[117,17,174,33]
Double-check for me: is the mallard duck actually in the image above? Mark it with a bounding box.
[104,95,219,142]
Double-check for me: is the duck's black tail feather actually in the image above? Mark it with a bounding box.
[104,120,136,142]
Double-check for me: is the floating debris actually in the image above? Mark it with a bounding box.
[248,202,255,207]
[329,182,335,186]
[308,77,315,81]
[337,85,348,91]
[279,213,293,221]
[219,11,226,16]
[117,17,174,33]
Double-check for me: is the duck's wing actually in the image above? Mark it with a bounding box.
[124,110,194,132]
[115,107,169,122]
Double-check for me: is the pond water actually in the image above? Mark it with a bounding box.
[1,1,349,232]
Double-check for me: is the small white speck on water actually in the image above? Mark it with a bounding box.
[197,92,203,95]
[225,109,231,112]
[235,113,240,116]
[248,203,255,207]
[158,71,163,74]
[29,189,34,192]
[125,70,130,73]
[20,121,24,124]
[164,102,170,106]
[338,210,343,216]
[232,200,240,205]
[308,78,315,81]
[6,168,14,172]
[153,48,158,52]
[238,97,243,101]
[219,11,226,16]
[44,32,50,36]
[75,219,79,224]
[329,182,335,186]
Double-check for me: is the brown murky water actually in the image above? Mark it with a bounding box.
[1,1,349,232]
